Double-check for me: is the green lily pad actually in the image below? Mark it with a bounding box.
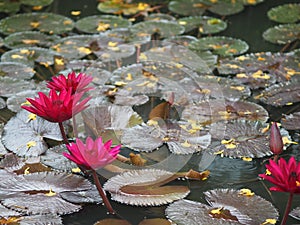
[201,0,244,16]
[242,0,264,6]
[263,23,300,45]
[178,16,227,34]
[1,47,61,67]
[75,15,131,34]
[0,12,74,35]
[168,0,207,16]
[267,3,300,23]
[97,0,151,15]
[104,28,151,45]
[4,31,60,49]
[0,0,20,14]
[189,36,249,57]
[131,20,185,38]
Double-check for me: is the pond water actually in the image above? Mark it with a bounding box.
[0,0,299,225]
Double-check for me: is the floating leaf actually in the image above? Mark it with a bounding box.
[60,187,102,204]
[40,145,77,172]
[131,20,185,38]
[168,0,207,16]
[208,120,274,158]
[0,124,7,156]
[257,81,300,106]
[140,44,212,74]
[0,77,36,98]
[281,112,300,130]
[4,31,60,49]
[2,110,62,157]
[201,0,244,16]
[263,23,300,45]
[290,207,300,221]
[218,52,299,82]
[75,15,131,34]
[182,99,269,125]
[97,0,151,15]
[146,13,176,22]
[267,3,300,23]
[178,16,227,34]
[0,12,74,35]
[103,169,190,206]
[189,36,249,57]
[1,47,61,67]
[166,188,278,225]
[0,62,35,80]
[121,121,211,154]
[0,202,22,217]
[17,214,63,225]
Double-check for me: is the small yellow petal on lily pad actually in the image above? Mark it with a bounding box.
[24,167,30,175]
[181,140,191,148]
[45,189,56,197]
[28,113,37,121]
[72,167,81,173]
[139,53,147,60]
[261,218,277,225]
[210,207,223,214]
[214,150,224,155]
[71,11,81,16]
[282,136,298,145]
[26,141,36,148]
[242,157,252,162]
[265,169,271,175]
[239,188,254,197]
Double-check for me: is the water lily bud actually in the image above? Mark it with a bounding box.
[269,122,283,155]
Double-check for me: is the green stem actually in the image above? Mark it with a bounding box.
[58,122,69,145]
[280,192,294,225]
[92,169,115,214]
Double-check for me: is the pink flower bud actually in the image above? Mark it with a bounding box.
[269,122,283,155]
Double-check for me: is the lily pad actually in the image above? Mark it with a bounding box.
[75,15,131,34]
[18,214,63,225]
[182,99,269,125]
[145,13,176,22]
[121,121,211,154]
[0,62,35,80]
[267,3,300,23]
[202,0,244,16]
[103,169,190,206]
[40,145,77,172]
[1,109,63,157]
[1,47,61,67]
[218,52,300,82]
[208,120,272,158]
[4,31,60,49]
[166,188,278,225]
[97,1,151,16]
[189,36,249,57]
[60,187,102,204]
[290,207,300,221]
[0,97,6,110]
[257,81,300,106]
[168,0,207,16]
[0,12,74,35]
[0,76,36,98]
[263,23,300,44]
[131,20,185,38]
[281,112,300,130]
[178,16,227,34]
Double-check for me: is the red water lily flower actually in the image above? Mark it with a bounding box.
[21,89,91,123]
[47,71,93,94]
[64,137,121,170]
[269,122,283,155]
[259,156,300,193]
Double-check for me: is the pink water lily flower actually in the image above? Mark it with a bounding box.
[64,137,121,170]
[47,71,93,94]
[259,156,300,193]
[21,89,91,123]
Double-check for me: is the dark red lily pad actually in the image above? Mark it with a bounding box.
[2,110,63,157]
[281,112,300,130]
[257,81,300,106]
[182,99,269,125]
[104,169,190,206]
[218,52,299,82]
[166,188,278,225]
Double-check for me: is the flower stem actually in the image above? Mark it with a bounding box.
[58,122,69,144]
[280,192,294,225]
[92,169,115,214]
